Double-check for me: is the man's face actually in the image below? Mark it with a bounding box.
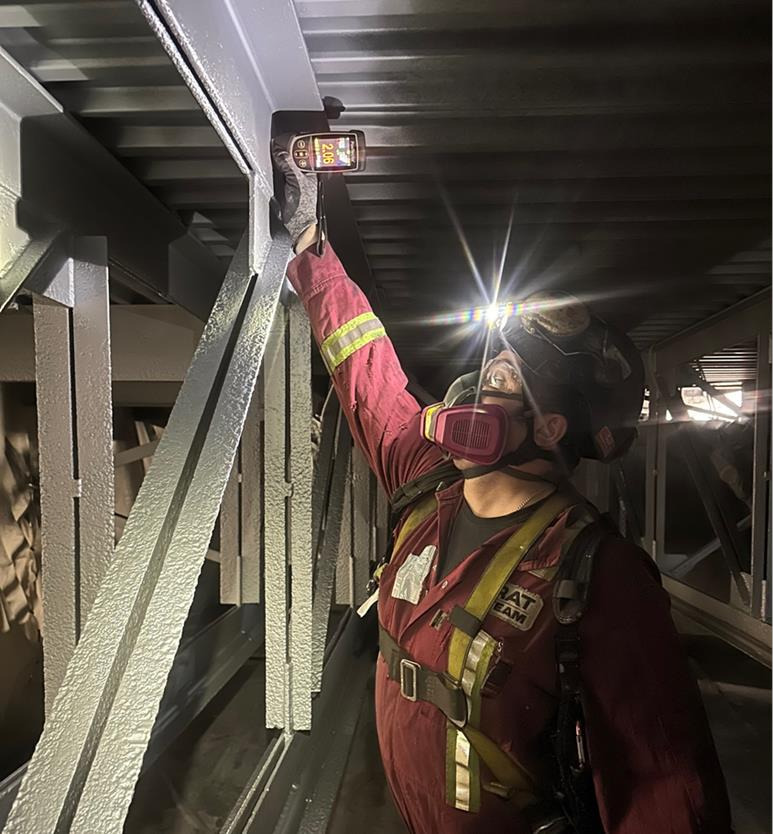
[451,349,568,470]
[452,350,529,470]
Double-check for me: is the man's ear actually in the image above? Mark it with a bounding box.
[533,412,568,448]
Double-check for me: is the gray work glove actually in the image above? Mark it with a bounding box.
[271,141,319,245]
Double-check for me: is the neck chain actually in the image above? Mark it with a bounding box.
[511,483,556,514]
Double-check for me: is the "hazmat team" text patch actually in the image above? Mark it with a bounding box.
[490,582,543,631]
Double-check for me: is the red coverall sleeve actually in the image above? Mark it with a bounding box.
[579,539,733,834]
[286,245,444,497]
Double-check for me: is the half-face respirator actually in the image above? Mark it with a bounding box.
[419,361,533,468]
[421,401,509,466]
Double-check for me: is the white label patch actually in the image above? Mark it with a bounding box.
[490,583,543,631]
[391,545,436,604]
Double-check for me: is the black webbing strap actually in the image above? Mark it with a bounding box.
[379,626,467,725]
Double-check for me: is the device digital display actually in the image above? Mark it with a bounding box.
[313,135,354,170]
[290,131,365,173]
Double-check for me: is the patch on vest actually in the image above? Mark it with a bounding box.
[490,583,543,631]
[391,545,436,604]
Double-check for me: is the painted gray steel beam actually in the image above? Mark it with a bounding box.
[0,230,67,315]
[32,295,78,714]
[288,296,314,730]
[0,46,223,320]
[29,238,114,712]
[263,305,290,730]
[312,414,352,692]
[220,455,242,605]
[136,0,319,278]
[71,237,115,623]
[0,305,204,384]
[240,390,263,605]
[5,230,292,833]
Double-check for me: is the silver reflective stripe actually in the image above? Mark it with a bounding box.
[454,729,472,811]
[319,312,386,373]
[461,630,495,698]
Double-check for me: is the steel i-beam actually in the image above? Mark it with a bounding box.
[288,295,314,730]
[6,230,292,834]
[32,237,114,714]
[263,304,289,729]
[263,295,314,730]
[312,412,352,692]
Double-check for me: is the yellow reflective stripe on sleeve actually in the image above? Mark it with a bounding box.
[392,494,436,555]
[447,492,574,682]
[319,311,386,373]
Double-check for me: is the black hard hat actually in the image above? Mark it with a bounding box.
[495,292,645,462]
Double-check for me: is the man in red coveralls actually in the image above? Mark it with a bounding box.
[274,147,733,834]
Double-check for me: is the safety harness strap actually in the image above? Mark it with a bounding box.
[391,493,437,555]
[378,626,538,808]
[379,626,467,724]
[447,491,576,682]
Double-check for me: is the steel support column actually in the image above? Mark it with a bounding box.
[262,296,315,730]
[6,230,292,834]
[32,295,78,711]
[32,237,114,713]
[312,413,352,691]
[71,238,114,622]
[288,295,314,730]
[220,455,242,604]
[263,305,289,729]
[666,392,751,608]
[240,391,263,605]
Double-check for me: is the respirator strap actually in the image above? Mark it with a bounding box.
[458,433,559,484]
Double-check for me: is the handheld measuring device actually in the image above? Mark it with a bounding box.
[289,130,366,174]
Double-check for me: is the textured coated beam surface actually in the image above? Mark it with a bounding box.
[240,391,263,604]
[312,414,351,691]
[6,231,292,833]
[288,296,314,730]
[32,296,77,715]
[263,306,289,729]
[71,237,114,622]
[220,456,241,605]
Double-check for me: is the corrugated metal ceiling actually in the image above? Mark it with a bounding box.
[296,0,771,388]
[0,0,246,266]
[0,0,769,391]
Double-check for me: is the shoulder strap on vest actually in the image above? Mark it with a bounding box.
[389,460,460,515]
[553,513,613,625]
[447,491,576,682]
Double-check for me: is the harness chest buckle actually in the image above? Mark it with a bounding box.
[399,658,420,701]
